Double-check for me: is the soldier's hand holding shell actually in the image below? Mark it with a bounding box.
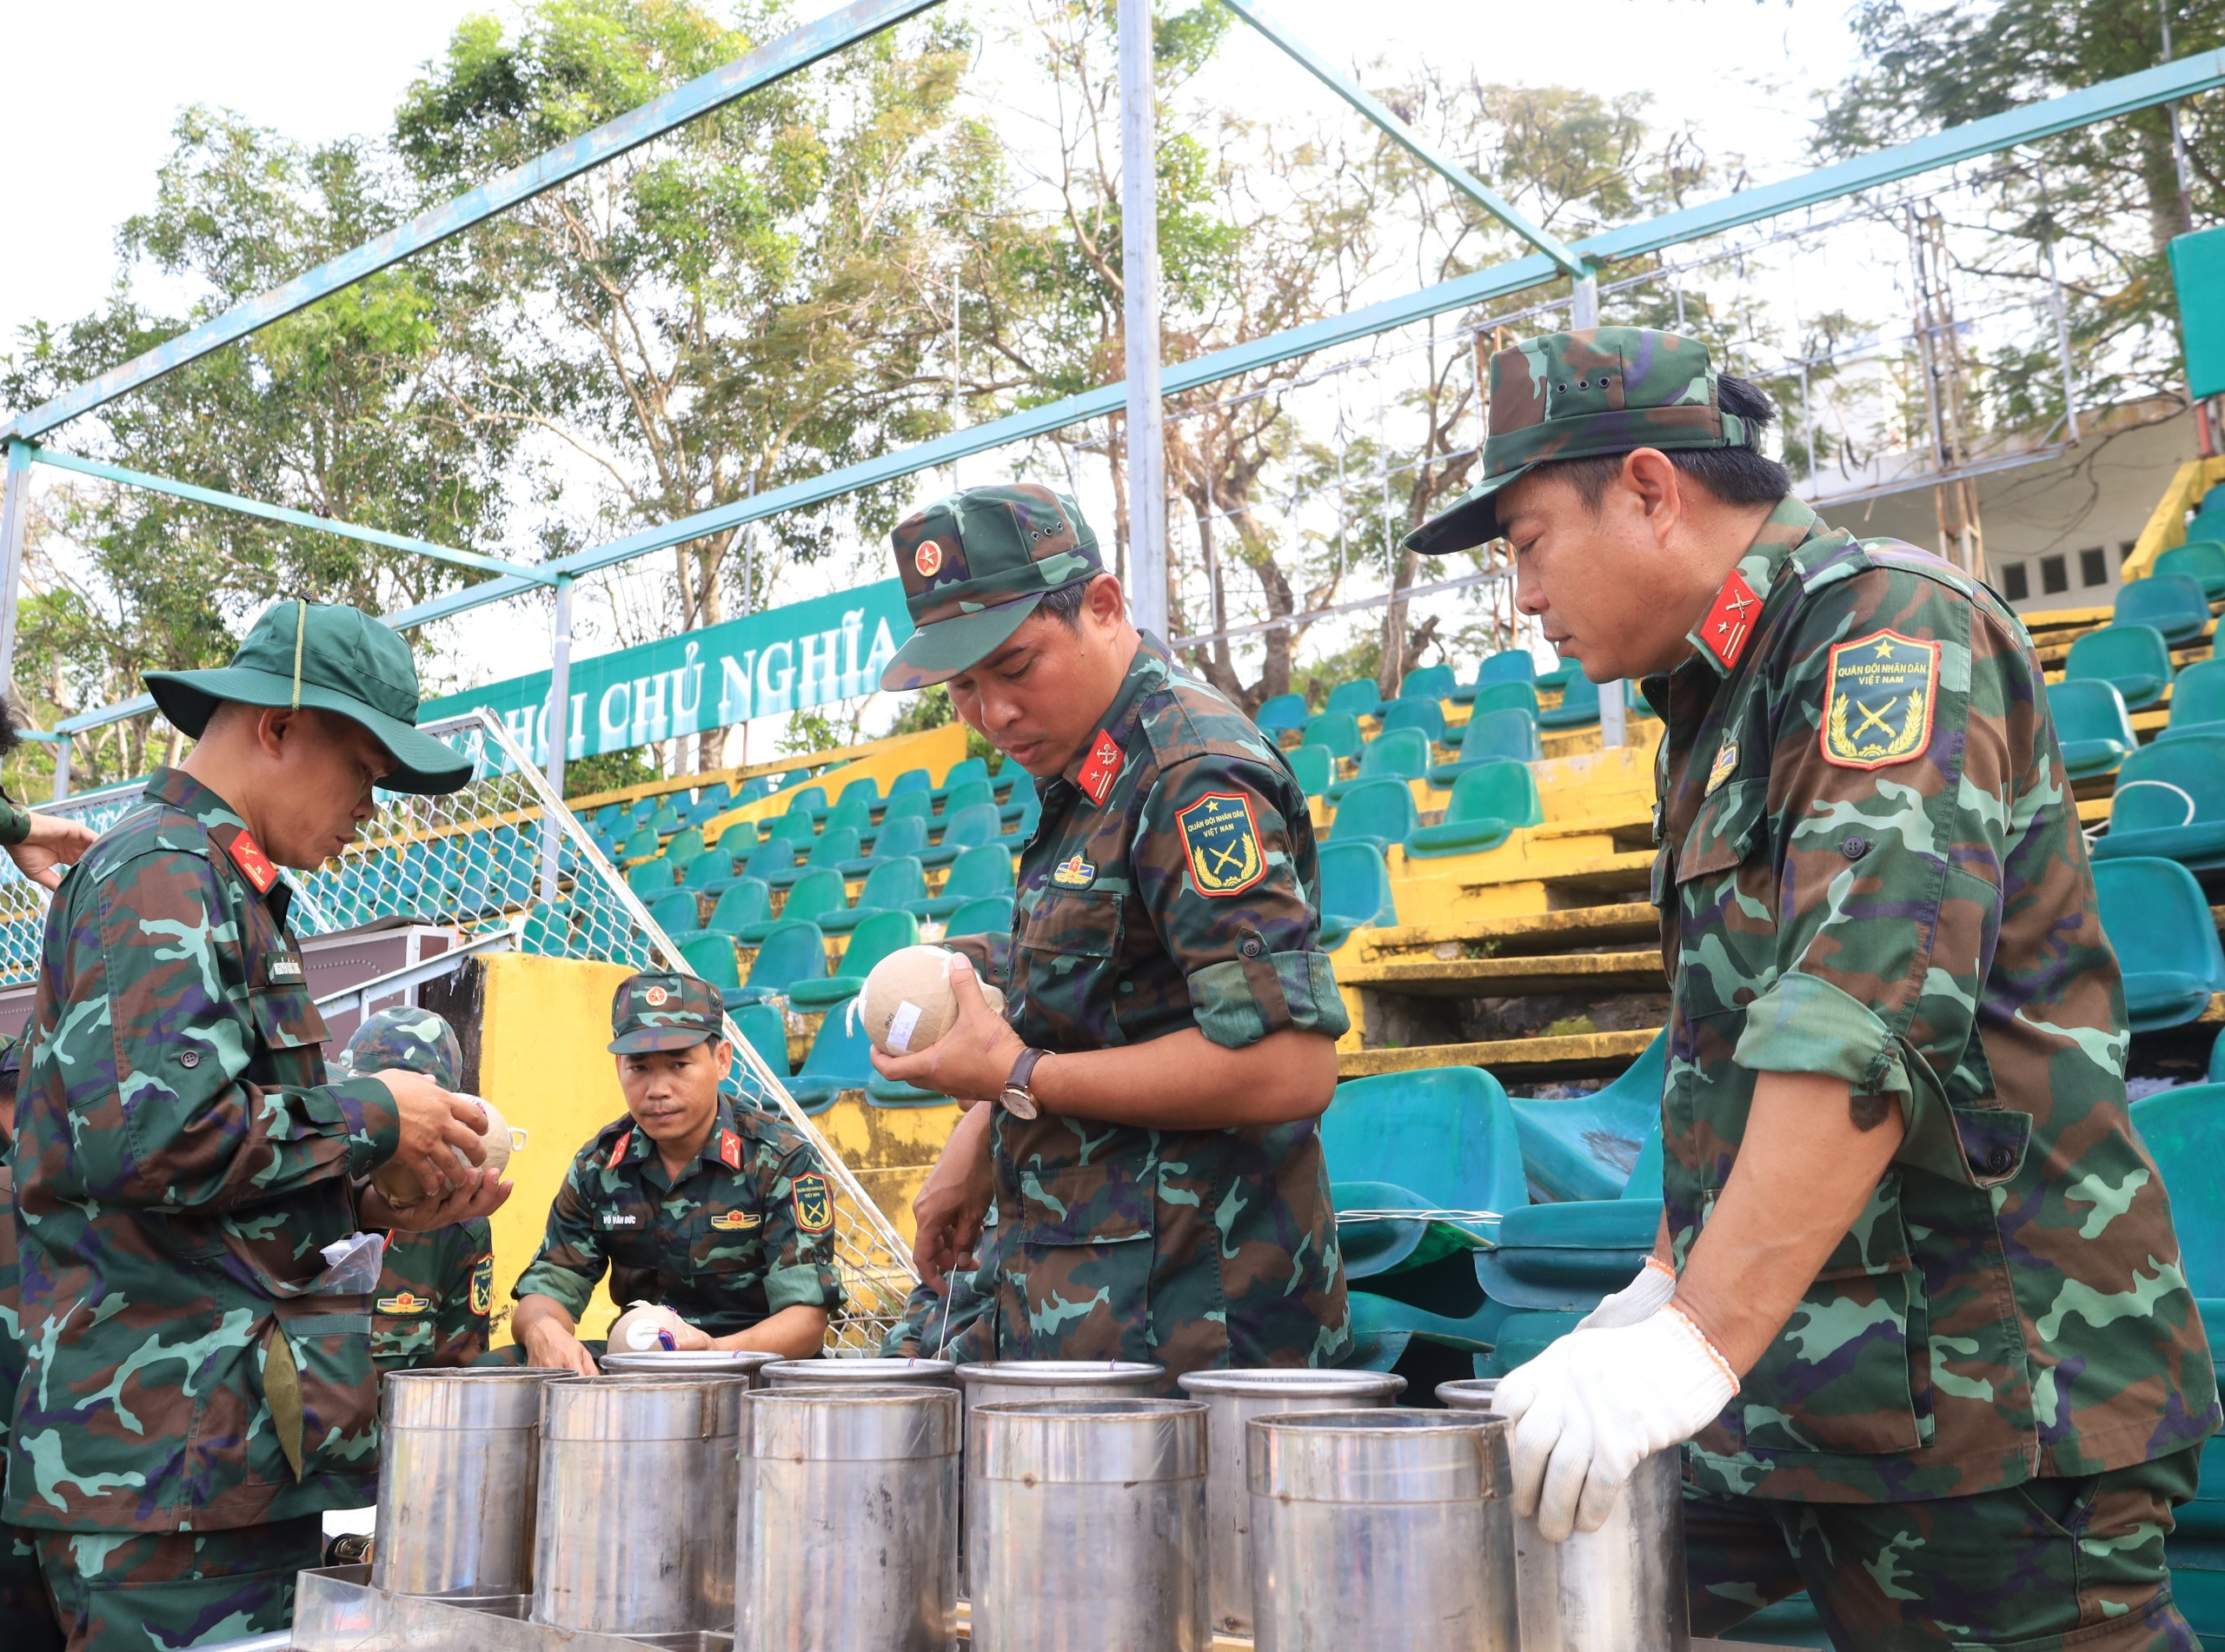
[372,1070,495,1205]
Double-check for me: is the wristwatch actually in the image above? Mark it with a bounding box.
[1000,1047,1047,1119]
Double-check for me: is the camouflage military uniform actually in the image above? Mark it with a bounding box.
[338,1009,494,1371]
[1,1044,64,1649]
[880,1206,1004,1363]
[9,767,404,1649]
[1653,497,2219,1642]
[514,1094,844,1337]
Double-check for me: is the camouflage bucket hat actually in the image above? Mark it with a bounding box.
[340,1006,463,1091]
[1405,327,1751,556]
[880,483,1103,691]
[609,970,726,1054]
[143,599,474,796]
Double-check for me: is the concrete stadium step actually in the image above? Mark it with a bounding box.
[1338,1026,1660,1082]
[1353,901,1661,959]
[1341,948,1667,998]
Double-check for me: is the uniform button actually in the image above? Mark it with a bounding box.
[1239,937,1264,959]
[1841,835,1870,859]
[179,1051,200,1068]
[1985,1146,2014,1176]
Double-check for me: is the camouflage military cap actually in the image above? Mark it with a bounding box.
[1405,327,1751,555]
[609,971,726,1054]
[881,483,1103,692]
[342,1006,463,1091]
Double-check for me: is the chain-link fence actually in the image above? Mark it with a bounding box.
[0,711,918,1352]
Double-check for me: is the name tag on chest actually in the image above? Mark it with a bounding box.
[266,955,305,983]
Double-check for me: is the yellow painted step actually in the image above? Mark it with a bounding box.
[1341,949,1666,998]
[1339,1027,1660,1081]
[1356,901,1660,961]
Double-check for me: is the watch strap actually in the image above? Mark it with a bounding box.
[1006,1046,1047,1097]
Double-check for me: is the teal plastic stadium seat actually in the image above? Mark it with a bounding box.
[1320,1065,1527,1279]
[847,814,927,874]
[685,848,741,891]
[726,918,827,1009]
[764,867,847,934]
[676,933,743,996]
[769,827,860,891]
[1477,649,1537,687]
[1325,678,1385,720]
[2115,573,2213,645]
[1326,778,1418,853]
[1404,760,1544,859]
[1325,728,1428,803]
[1313,841,1397,952]
[910,841,1015,921]
[742,836,803,884]
[821,858,927,936]
[661,833,705,872]
[521,899,575,956]
[821,789,875,837]
[2158,541,2225,600]
[932,756,989,802]
[627,859,677,898]
[1256,692,1309,734]
[1302,712,1363,761]
[2046,680,2137,779]
[1475,1198,1660,1311]
[1538,673,1601,729]
[728,1002,790,1077]
[2128,1085,2225,1294]
[876,790,933,835]
[783,993,876,1111]
[1000,789,1040,839]
[2212,1027,2225,1084]
[888,767,931,800]
[2067,623,2175,710]
[2094,857,2225,1031]
[650,802,685,835]
[865,1072,958,1107]
[1480,1309,1588,1377]
[1377,698,1447,748]
[791,907,921,1011]
[767,811,819,847]
[593,804,623,831]
[782,785,828,818]
[1430,708,1543,789]
[700,879,772,939]
[1343,1290,1507,1370]
[920,803,1000,870]
[2093,734,2225,871]
[940,779,995,820]
[645,891,699,938]
[1462,680,1541,725]
[1397,663,1458,703]
[1510,1028,1669,1203]
[2164,659,2225,742]
[621,827,659,860]
[1288,745,1334,798]
[943,893,1015,939]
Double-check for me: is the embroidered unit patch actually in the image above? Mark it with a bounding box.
[710,1210,763,1231]
[469,1256,494,1317]
[1052,853,1096,889]
[1821,630,1939,770]
[1177,793,1267,898]
[791,1172,834,1234]
[1705,739,1738,796]
[376,1292,431,1316]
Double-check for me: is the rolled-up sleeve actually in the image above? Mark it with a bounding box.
[1136,756,1351,1049]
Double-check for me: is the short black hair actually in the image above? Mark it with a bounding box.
[1532,373,1790,510]
[1034,578,1094,629]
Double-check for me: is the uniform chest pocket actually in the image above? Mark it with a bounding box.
[247,980,327,1052]
[691,1206,769,1274]
[1672,778,1778,1013]
[1014,889,1126,1047]
[595,1198,662,1267]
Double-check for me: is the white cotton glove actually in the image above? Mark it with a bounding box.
[1575,1255,1678,1331]
[1494,1304,1738,1543]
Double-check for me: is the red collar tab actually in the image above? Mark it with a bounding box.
[1077,729,1125,806]
[719,1129,741,1171]
[222,828,280,895]
[608,1129,634,1171]
[1698,570,1763,670]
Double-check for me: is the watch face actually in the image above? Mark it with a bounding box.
[1000,1088,1039,1120]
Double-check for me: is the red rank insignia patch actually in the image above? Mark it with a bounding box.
[1697,570,1762,670]
[608,1128,634,1171]
[223,828,280,894]
[719,1130,741,1171]
[1076,729,1125,806]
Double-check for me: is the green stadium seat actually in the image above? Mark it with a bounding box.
[1313,840,1397,951]
[685,787,734,826]
[727,1002,790,1077]
[593,803,624,831]
[1461,680,1541,724]
[1300,712,1363,761]
[741,835,804,885]
[760,868,847,940]
[1377,698,1447,747]
[768,827,860,891]
[767,811,819,846]
[2066,623,2175,710]
[940,779,995,820]
[676,933,744,998]
[791,906,921,1011]
[1287,744,1333,798]
[2093,734,2225,871]
[724,918,828,1010]
[1538,673,1601,729]
[2157,541,2225,600]
[2128,1085,2225,1295]
[661,833,706,872]
[999,788,1040,839]
[1397,663,1458,703]
[627,858,677,898]
[1403,759,1544,859]
[872,790,933,841]
[2046,680,2137,778]
[814,774,880,816]
[821,788,876,837]
[932,757,989,803]
[2163,659,2225,742]
[820,858,927,936]
[621,827,660,861]
[650,801,685,835]
[887,767,932,800]
[1325,728,1428,803]
[865,1071,957,1106]
[2212,1028,2225,1084]
[844,814,927,874]
[1320,1065,1526,1280]
[1326,778,1418,853]
[1510,1028,1669,1203]
[943,893,1015,938]
[1429,708,1543,787]
[785,990,877,1111]
[695,879,771,941]
[645,891,699,938]
[1475,1198,1659,1313]
[1342,1291,1507,1371]
[1451,649,1535,704]
[521,899,575,955]
[920,803,1000,870]
[2115,573,2213,645]
[909,841,1015,921]
[2094,857,2225,1031]
[1325,678,1385,720]
[1256,692,1309,734]
[684,847,742,891]
[782,785,829,818]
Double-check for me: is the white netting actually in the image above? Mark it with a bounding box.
[1,711,918,1351]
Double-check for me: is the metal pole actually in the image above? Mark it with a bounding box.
[2160,0,2196,234]
[51,736,70,802]
[538,574,575,906]
[1571,273,1600,329]
[1120,0,1169,636]
[0,441,31,700]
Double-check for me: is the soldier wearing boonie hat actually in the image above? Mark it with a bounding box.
[507,971,844,1376]
[867,481,1352,1383]
[1408,328,2216,1644]
[9,597,510,1650]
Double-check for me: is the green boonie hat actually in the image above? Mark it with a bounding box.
[609,970,726,1054]
[143,599,473,795]
[880,482,1103,691]
[1405,327,1754,556]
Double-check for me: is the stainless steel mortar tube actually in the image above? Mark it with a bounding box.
[1176,1367,1407,1635]
[761,1355,959,1388]
[371,1367,563,1597]
[1247,1408,1521,1652]
[968,1398,1210,1652]
[736,1384,962,1652]
[531,1372,750,1636]
[1437,1377,1690,1650]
